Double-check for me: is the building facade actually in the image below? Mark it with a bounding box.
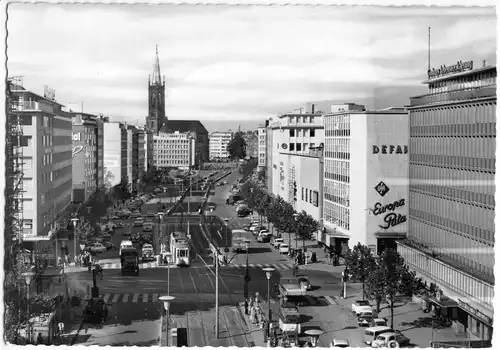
[11,86,73,242]
[209,131,233,159]
[162,120,209,167]
[103,121,128,189]
[136,127,146,181]
[397,62,496,341]
[245,131,259,158]
[268,113,325,204]
[70,113,99,203]
[153,131,195,169]
[323,106,409,257]
[96,117,105,189]
[258,126,267,169]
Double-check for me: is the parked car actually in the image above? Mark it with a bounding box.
[130,212,142,219]
[297,276,312,291]
[88,243,107,253]
[251,226,266,236]
[143,222,154,232]
[145,212,155,218]
[134,218,145,227]
[370,318,388,328]
[272,238,284,248]
[131,233,141,244]
[330,339,350,348]
[102,241,115,251]
[257,232,272,243]
[371,331,410,348]
[352,300,372,315]
[279,244,290,254]
[115,221,123,228]
[141,244,155,262]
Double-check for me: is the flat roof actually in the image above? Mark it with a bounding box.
[324,108,407,116]
[422,65,496,84]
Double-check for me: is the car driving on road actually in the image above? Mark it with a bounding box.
[88,243,107,253]
[352,300,372,315]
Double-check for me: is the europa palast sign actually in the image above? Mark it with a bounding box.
[427,60,473,79]
[371,198,407,230]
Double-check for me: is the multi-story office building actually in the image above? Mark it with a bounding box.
[268,112,325,204]
[162,120,209,166]
[103,121,128,188]
[10,85,73,245]
[258,126,267,169]
[69,113,99,203]
[136,126,146,181]
[96,117,105,189]
[209,131,233,159]
[144,129,154,171]
[126,125,140,192]
[153,131,195,169]
[322,105,408,257]
[266,119,273,190]
[397,61,496,341]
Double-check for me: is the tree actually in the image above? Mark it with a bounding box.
[366,248,415,329]
[345,243,377,301]
[227,132,247,160]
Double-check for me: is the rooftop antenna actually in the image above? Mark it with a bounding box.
[428,27,431,73]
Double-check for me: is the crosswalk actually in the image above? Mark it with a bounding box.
[67,261,176,271]
[98,292,162,304]
[225,263,295,271]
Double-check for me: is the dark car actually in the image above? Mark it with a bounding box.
[139,233,152,245]
[121,248,139,276]
[130,233,141,244]
[102,241,115,251]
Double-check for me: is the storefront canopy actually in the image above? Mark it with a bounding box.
[374,232,407,239]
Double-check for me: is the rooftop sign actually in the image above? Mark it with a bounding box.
[427,60,473,79]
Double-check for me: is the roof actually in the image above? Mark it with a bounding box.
[160,120,208,135]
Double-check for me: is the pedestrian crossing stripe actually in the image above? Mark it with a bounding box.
[225,263,294,270]
[99,293,162,304]
[67,262,179,271]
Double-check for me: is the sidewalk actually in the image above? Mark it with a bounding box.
[237,302,267,347]
[61,302,86,345]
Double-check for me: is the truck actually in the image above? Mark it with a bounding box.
[279,275,308,306]
[226,194,242,205]
[232,237,250,253]
[236,204,252,217]
[120,247,140,276]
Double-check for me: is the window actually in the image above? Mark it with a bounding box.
[22,115,32,125]
[43,117,49,128]
[290,129,295,137]
[313,191,319,207]
[41,194,45,205]
[309,190,313,203]
[302,187,304,200]
[296,143,302,151]
[305,189,308,202]
[289,143,295,151]
[23,219,33,229]
[310,129,315,137]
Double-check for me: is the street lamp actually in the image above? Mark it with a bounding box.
[262,267,275,324]
[158,213,164,261]
[304,329,324,347]
[159,295,175,347]
[244,241,251,300]
[22,271,35,344]
[71,217,79,264]
[165,252,172,296]
[293,213,300,250]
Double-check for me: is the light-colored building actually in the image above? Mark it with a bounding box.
[10,85,73,244]
[209,131,233,159]
[103,121,128,188]
[397,61,496,341]
[258,125,267,169]
[136,126,146,181]
[268,112,325,203]
[69,113,98,203]
[153,130,195,169]
[322,105,409,257]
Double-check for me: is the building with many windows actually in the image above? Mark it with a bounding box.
[397,61,496,342]
[209,131,233,159]
[153,130,195,169]
[10,85,73,245]
[103,121,128,188]
[322,104,408,257]
[268,112,325,204]
[258,126,267,169]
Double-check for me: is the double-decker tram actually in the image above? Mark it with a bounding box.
[170,231,191,266]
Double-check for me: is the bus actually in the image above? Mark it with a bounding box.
[170,231,191,266]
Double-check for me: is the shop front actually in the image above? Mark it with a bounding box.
[374,232,406,256]
[457,298,493,342]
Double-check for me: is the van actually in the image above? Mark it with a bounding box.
[364,326,393,345]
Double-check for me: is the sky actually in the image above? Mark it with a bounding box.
[7,4,497,132]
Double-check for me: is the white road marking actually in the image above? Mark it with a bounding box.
[122,293,129,302]
[151,293,158,302]
[142,294,148,302]
[111,294,120,303]
[102,294,111,303]
[132,294,139,303]
[325,296,337,305]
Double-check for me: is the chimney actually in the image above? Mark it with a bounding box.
[482,60,486,68]
[312,104,315,114]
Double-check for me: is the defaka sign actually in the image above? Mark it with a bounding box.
[373,145,408,155]
[371,198,407,230]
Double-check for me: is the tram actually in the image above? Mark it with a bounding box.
[170,231,191,266]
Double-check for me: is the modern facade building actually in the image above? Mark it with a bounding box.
[322,105,408,257]
[162,120,209,166]
[69,113,99,203]
[244,131,259,158]
[153,130,195,169]
[397,61,496,341]
[144,129,154,171]
[258,126,267,169]
[103,121,128,189]
[10,85,73,244]
[209,131,233,159]
[126,125,140,192]
[96,117,105,189]
[268,112,325,204]
[136,126,146,181]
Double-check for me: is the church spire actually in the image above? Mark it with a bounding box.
[152,45,162,85]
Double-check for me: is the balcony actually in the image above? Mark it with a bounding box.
[13,100,56,114]
[409,86,496,107]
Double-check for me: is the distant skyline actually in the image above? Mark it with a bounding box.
[8,4,496,131]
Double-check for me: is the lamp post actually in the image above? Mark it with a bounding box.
[304,329,324,347]
[158,212,164,263]
[22,271,35,344]
[165,252,172,296]
[293,213,300,251]
[159,295,175,346]
[244,242,250,300]
[71,217,79,265]
[262,267,275,324]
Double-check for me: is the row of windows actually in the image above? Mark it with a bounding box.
[323,201,350,231]
[410,136,495,160]
[409,206,494,246]
[410,123,495,137]
[400,244,493,308]
[300,187,319,207]
[325,129,351,137]
[428,71,496,94]
[410,155,495,174]
[325,151,350,160]
[288,116,314,124]
[283,143,316,152]
[42,153,52,166]
[325,172,350,183]
[289,129,316,137]
[407,219,494,288]
[410,103,496,127]
[324,115,350,131]
[40,171,53,185]
[324,192,349,207]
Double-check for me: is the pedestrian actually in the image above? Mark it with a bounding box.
[36,333,44,345]
[244,298,249,315]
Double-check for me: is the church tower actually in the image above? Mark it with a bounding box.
[147,46,166,133]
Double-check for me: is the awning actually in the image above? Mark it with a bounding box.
[23,236,51,242]
[326,231,350,239]
[428,296,459,309]
[374,232,407,239]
